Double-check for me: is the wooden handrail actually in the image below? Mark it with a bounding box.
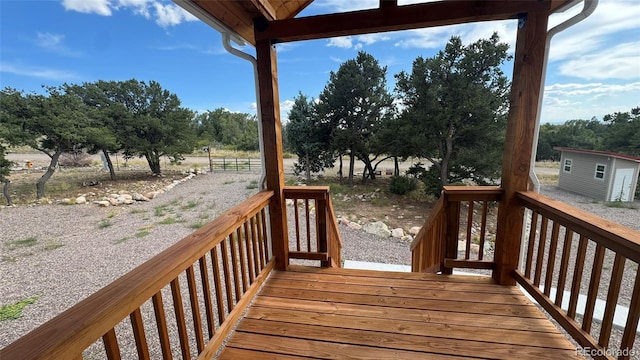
[516,190,640,359]
[411,186,503,273]
[0,190,274,360]
[283,186,342,267]
[517,191,640,264]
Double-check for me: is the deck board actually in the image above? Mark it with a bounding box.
[218,266,582,359]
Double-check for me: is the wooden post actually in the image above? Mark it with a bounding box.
[494,6,550,285]
[443,195,459,275]
[316,197,328,267]
[256,37,289,271]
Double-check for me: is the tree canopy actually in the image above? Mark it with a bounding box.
[317,51,395,184]
[394,33,511,195]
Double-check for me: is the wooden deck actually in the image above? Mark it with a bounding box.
[218,266,582,359]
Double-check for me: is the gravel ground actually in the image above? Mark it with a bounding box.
[1,176,639,357]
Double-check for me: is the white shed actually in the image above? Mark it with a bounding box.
[554,147,640,202]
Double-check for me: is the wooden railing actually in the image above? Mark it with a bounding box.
[410,186,503,273]
[0,191,275,360]
[284,186,342,268]
[515,191,640,360]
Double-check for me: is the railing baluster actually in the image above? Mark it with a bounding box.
[102,328,121,360]
[220,239,233,313]
[254,215,265,269]
[524,210,539,278]
[583,243,606,333]
[568,235,588,319]
[244,222,256,283]
[236,228,248,293]
[465,201,473,260]
[620,267,640,360]
[305,199,311,252]
[170,278,191,360]
[210,247,225,326]
[228,233,242,300]
[152,292,172,360]
[250,217,261,273]
[599,253,625,348]
[130,308,150,360]
[198,256,215,338]
[260,208,269,261]
[555,229,573,307]
[478,200,488,261]
[544,222,560,296]
[186,265,205,352]
[534,216,549,286]
[293,198,301,251]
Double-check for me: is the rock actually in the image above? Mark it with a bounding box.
[470,244,480,253]
[339,218,350,225]
[109,194,120,199]
[457,240,466,251]
[75,196,87,205]
[409,226,421,236]
[144,191,158,199]
[363,221,391,238]
[120,194,133,201]
[391,228,404,238]
[132,193,149,201]
[123,199,134,205]
[347,222,362,230]
[401,235,413,242]
[109,198,121,206]
[97,201,110,207]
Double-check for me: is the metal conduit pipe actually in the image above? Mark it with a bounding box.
[529,0,598,192]
[221,33,268,190]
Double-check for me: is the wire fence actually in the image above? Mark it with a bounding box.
[209,158,262,172]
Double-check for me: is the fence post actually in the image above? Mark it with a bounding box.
[236,158,239,172]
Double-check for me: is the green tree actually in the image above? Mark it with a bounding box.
[536,119,605,161]
[318,51,395,185]
[194,108,259,151]
[0,86,92,199]
[394,33,511,195]
[108,80,196,174]
[603,107,640,156]
[286,93,333,181]
[64,81,123,180]
[0,145,12,205]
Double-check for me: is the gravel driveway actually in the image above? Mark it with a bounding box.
[1,174,639,356]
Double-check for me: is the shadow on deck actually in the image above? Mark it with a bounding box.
[219,265,581,359]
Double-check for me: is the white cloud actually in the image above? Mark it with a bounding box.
[153,2,197,27]
[61,0,197,27]
[0,62,78,80]
[62,0,111,16]
[280,99,295,123]
[357,33,391,45]
[327,36,353,48]
[542,81,640,122]
[558,41,640,80]
[310,0,377,13]
[35,32,83,57]
[330,56,343,63]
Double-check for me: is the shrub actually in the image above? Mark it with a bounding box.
[59,151,92,167]
[389,176,418,195]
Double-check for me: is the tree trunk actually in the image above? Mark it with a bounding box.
[348,150,355,186]
[36,150,62,199]
[338,155,343,180]
[102,149,116,180]
[393,157,398,176]
[145,152,162,175]
[2,180,11,206]
[305,152,311,182]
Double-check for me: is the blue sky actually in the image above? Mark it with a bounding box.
[1,0,638,124]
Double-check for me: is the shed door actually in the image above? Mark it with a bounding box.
[610,168,635,202]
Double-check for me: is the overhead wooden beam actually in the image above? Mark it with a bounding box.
[379,0,397,8]
[493,3,551,286]
[256,1,540,43]
[245,0,277,20]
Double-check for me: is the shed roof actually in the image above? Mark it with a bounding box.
[554,147,640,163]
